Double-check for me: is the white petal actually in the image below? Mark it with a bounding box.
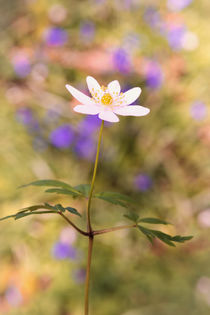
[86,76,103,97]
[66,84,93,106]
[98,111,119,123]
[73,105,100,115]
[122,87,142,105]
[114,105,150,116]
[108,80,121,97]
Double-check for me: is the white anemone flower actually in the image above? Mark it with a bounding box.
[65,76,150,123]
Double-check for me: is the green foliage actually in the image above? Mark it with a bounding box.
[124,214,179,246]
[0,203,81,222]
[124,212,139,223]
[45,188,80,198]
[138,217,169,225]
[20,179,90,199]
[74,184,91,197]
[20,179,73,190]
[124,212,169,225]
[137,225,193,247]
[15,211,56,220]
[94,191,136,208]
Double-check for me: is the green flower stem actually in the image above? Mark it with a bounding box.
[84,120,104,315]
[87,120,104,233]
[93,224,137,235]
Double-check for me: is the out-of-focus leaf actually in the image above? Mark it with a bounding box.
[45,186,91,198]
[18,204,51,213]
[0,214,16,221]
[138,217,169,225]
[74,184,91,197]
[44,203,59,211]
[94,191,135,208]
[137,225,193,247]
[45,188,81,198]
[124,212,139,223]
[19,179,74,190]
[19,180,89,199]
[15,211,56,220]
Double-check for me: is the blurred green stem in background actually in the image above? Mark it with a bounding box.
[85,120,104,315]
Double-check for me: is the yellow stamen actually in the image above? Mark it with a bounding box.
[101,93,113,106]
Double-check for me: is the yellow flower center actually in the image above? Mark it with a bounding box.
[101,93,113,106]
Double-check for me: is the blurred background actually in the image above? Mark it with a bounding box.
[0,0,210,314]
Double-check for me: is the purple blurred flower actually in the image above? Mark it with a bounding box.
[167,0,193,11]
[80,21,95,42]
[134,174,152,191]
[12,55,31,78]
[16,107,40,132]
[73,268,86,283]
[16,108,33,125]
[144,7,163,31]
[52,242,77,260]
[145,60,163,89]
[5,285,23,307]
[44,27,68,46]
[112,48,132,74]
[167,25,186,50]
[190,101,206,121]
[50,125,74,148]
[74,136,96,160]
[78,115,101,134]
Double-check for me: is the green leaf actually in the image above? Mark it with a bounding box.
[171,235,193,242]
[18,204,50,213]
[137,225,193,247]
[138,217,169,225]
[124,212,139,223]
[0,214,16,221]
[20,179,92,200]
[53,204,81,217]
[0,202,81,223]
[15,211,56,220]
[65,207,81,217]
[44,203,59,211]
[94,192,135,208]
[150,230,176,247]
[53,204,66,212]
[74,184,90,197]
[137,225,154,244]
[45,188,80,198]
[19,179,73,190]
